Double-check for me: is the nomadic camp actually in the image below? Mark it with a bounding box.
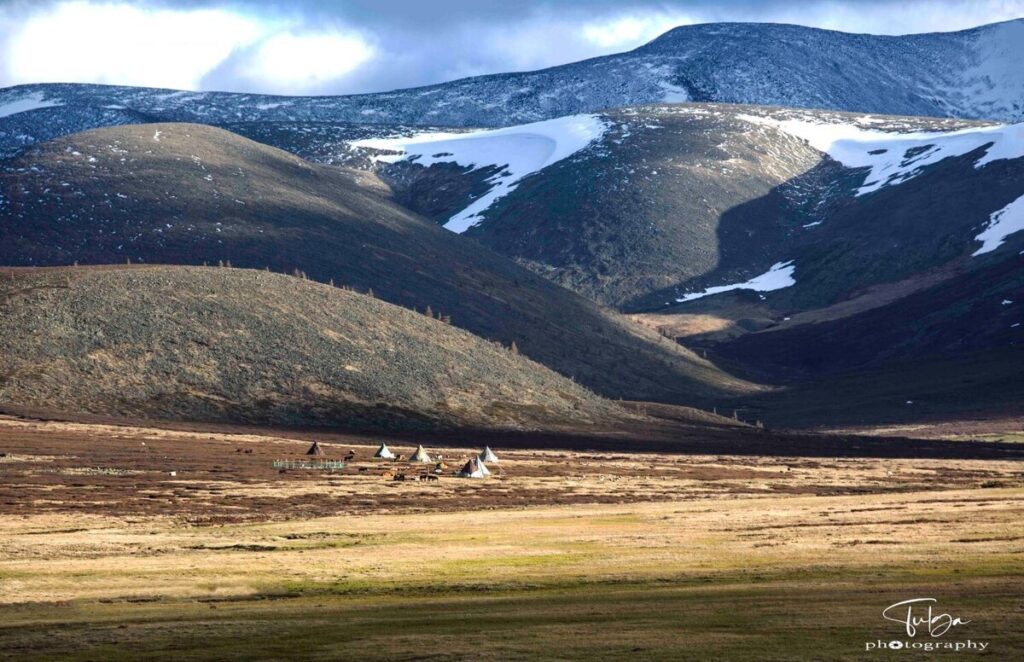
[305,441,324,456]
[479,447,499,464]
[458,458,486,478]
[374,443,396,459]
[409,445,433,463]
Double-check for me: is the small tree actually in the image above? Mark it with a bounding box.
[425,305,433,318]
[510,340,519,355]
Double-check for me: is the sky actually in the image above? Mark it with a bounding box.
[1,0,1022,95]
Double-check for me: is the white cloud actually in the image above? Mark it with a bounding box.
[241,31,375,94]
[0,0,375,94]
[581,13,695,48]
[4,1,266,90]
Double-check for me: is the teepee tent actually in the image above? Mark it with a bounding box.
[458,458,486,478]
[305,441,324,456]
[479,446,499,464]
[374,443,396,459]
[477,459,491,476]
[409,445,432,463]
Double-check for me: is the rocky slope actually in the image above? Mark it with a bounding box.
[0,266,629,430]
[0,123,757,406]
[1,19,1022,155]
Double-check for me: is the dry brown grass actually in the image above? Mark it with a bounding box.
[0,417,1021,659]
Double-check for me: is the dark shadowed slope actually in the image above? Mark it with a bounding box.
[0,19,1022,155]
[711,254,1024,427]
[0,123,758,405]
[0,266,633,431]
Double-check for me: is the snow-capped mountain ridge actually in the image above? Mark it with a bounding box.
[1,19,1022,156]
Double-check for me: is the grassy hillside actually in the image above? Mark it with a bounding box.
[0,266,634,430]
[0,122,758,406]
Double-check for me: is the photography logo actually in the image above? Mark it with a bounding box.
[865,598,990,653]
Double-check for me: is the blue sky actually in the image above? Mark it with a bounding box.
[1,0,1022,94]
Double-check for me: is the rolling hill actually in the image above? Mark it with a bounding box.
[0,266,630,430]
[0,122,758,406]
[0,19,1022,156]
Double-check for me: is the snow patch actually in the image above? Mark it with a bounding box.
[973,194,1024,256]
[0,92,62,119]
[739,115,1024,196]
[350,115,609,233]
[676,261,796,303]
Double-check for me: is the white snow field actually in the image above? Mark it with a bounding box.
[740,115,1024,196]
[675,261,796,303]
[0,92,62,119]
[973,194,1024,256]
[351,115,609,233]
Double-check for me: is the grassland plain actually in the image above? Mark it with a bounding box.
[1,418,1022,660]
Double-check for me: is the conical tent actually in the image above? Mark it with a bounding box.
[477,459,491,476]
[374,443,395,459]
[479,446,499,464]
[306,441,324,456]
[458,458,485,478]
[409,445,432,462]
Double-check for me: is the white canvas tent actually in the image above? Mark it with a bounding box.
[477,459,491,476]
[374,443,395,459]
[479,446,499,464]
[458,458,486,478]
[409,445,432,463]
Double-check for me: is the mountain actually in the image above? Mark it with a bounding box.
[348,102,1024,425]
[0,122,758,406]
[354,104,1024,312]
[0,266,631,430]
[1,20,1023,155]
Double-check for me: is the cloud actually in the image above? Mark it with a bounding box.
[3,1,265,90]
[0,0,376,94]
[581,13,696,48]
[0,0,1021,95]
[203,29,375,95]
